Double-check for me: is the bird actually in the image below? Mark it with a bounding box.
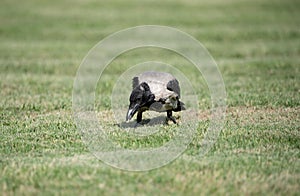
[126,71,185,124]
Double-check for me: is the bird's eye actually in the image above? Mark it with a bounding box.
[136,97,142,101]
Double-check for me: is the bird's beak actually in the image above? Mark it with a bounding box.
[126,104,139,121]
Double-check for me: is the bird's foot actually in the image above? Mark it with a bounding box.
[166,116,177,124]
[166,110,177,125]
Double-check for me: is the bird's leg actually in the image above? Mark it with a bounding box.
[167,110,177,124]
[136,110,143,123]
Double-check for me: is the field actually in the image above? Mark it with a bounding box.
[1,0,299,195]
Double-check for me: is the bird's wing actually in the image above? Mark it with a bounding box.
[132,76,139,89]
[167,79,181,98]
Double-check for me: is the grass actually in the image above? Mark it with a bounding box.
[1,0,299,195]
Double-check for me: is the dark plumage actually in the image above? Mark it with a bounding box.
[126,71,185,124]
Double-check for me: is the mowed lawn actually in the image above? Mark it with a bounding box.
[0,0,299,195]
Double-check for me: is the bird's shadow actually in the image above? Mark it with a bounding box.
[118,116,168,128]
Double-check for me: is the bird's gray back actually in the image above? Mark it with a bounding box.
[133,71,181,101]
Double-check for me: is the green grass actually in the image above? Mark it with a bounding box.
[1,0,299,195]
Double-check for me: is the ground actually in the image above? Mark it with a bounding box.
[0,0,299,195]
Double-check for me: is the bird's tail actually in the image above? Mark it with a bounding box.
[174,101,185,111]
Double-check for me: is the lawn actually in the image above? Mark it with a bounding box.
[0,0,299,195]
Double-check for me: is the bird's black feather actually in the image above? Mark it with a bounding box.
[132,77,139,89]
[166,79,181,98]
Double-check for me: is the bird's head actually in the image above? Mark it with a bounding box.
[126,82,154,121]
